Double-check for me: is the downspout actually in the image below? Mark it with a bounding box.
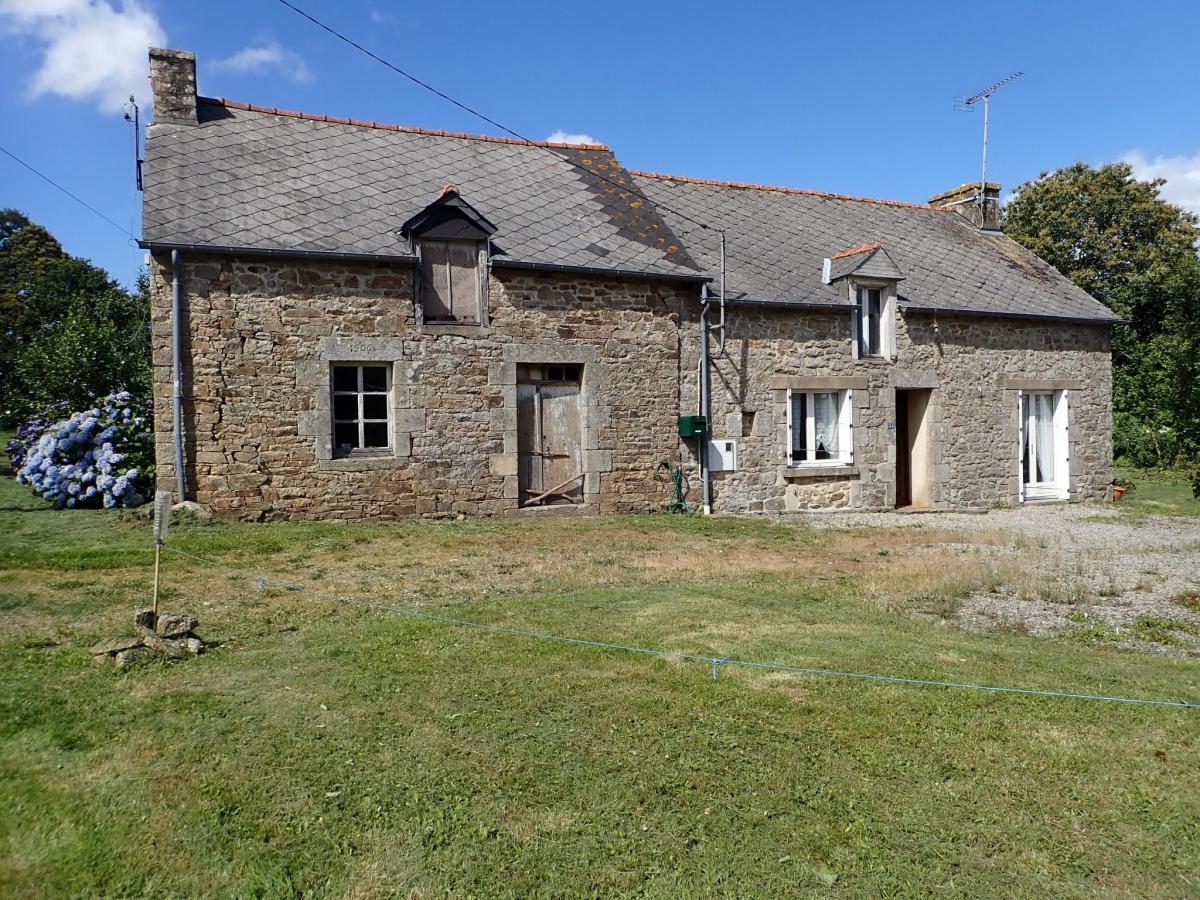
[170,249,186,501]
[699,285,713,516]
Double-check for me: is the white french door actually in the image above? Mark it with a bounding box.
[1019,391,1069,501]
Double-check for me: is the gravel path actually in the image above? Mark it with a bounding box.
[779,504,1200,656]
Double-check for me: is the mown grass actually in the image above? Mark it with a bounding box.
[1,474,1198,897]
[1106,466,1200,520]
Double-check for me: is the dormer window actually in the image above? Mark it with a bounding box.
[401,186,498,327]
[857,286,883,357]
[419,240,482,323]
[820,243,904,363]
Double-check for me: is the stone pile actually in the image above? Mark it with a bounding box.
[91,609,204,667]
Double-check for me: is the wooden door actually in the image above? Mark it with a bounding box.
[516,379,582,506]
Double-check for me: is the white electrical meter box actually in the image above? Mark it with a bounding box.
[706,438,737,472]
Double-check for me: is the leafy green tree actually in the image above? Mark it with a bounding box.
[0,209,150,423]
[1002,163,1200,471]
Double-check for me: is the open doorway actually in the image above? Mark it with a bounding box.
[895,389,932,508]
[516,364,584,507]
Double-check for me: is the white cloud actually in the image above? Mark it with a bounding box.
[0,0,166,113]
[211,41,312,84]
[546,129,599,146]
[1122,149,1200,217]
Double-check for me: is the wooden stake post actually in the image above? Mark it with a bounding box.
[151,491,172,619]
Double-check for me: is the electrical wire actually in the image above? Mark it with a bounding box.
[0,143,137,241]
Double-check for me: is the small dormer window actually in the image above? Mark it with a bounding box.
[402,186,498,328]
[857,287,883,357]
[419,240,481,323]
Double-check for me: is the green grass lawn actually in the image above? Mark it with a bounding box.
[1,472,1198,897]
[1112,466,1200,518]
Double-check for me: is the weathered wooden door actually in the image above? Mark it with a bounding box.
[517,370,582,506]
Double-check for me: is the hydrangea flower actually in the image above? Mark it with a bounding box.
[15,390,154,510]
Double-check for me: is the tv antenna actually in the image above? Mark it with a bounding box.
[122,96,143,192]
[954,71,1022,210]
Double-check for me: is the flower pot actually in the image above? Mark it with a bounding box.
[1112,485,1127,500]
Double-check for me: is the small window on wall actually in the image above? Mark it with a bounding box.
[332,364,391,453]
[787,390,853,465]
[849,286,897,362]
[856,287,882,357]
[419,240,481,323]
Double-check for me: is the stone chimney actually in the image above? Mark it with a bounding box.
[149,48,197,125]
[928,182,1001,232]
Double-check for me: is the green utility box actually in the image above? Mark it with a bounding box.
[678,415,708,438]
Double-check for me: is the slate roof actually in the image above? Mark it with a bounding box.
[142,97,1116,323]
[629,172,1119,322]
[141,98,699,279]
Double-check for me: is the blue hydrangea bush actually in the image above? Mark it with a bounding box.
[16,391,154,509]
[5,404,67,471]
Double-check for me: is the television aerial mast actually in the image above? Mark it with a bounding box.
[954,71,1023,211]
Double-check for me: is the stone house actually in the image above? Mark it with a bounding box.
[141,48,1118,519]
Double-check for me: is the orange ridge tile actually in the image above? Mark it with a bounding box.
[205,97,611,151]
[830,242,883,260]
[626,170,950,211]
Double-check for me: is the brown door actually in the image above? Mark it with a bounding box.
[516,368,582,506]
[895,391,912,508]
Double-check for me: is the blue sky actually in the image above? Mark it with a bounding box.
[2,0,1199,287]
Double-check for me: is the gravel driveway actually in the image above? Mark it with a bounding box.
[782,504,1200,656]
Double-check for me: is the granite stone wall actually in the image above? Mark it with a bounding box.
[680,303,1112,512]
[150,255,1112,519]
[149,254,690,520]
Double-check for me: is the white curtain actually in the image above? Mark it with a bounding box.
[1033,393,1055,483]
[814,392,839,459]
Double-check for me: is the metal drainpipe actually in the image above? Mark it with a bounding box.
[699,286,712,515]
[170,250,186,501]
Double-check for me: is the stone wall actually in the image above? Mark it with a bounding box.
[150,254,1112,519]
[149,254,691,520]
[680,303,1112,512]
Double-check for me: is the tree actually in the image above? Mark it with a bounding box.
[0,209,150,423]
[1002,163,1200,470]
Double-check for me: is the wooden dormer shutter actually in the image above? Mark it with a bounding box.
[420,240,480,322]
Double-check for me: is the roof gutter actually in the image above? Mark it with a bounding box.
[139,240,418,264]
[490,258,708,284]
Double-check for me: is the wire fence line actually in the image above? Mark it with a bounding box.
[159,544,1198,711]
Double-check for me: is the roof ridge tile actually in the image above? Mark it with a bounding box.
[830,242,883,260]
[628,169,951,211]
[203,97,611,151]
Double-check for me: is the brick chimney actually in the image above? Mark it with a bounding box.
[928,182,1001,232]
[149,48,197,126]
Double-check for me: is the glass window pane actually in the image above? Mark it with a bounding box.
[790,392,807,462]
[332,366,358,392]
[333,394,358,421]
[362,394,388,420]
[814,392,839,460]
[361,366,387,392]
[1034,393,1055,482]
[334,422,359,450]
[363,422,389,448]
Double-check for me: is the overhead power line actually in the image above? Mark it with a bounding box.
[273,0,717,237]
[0,143,137,241]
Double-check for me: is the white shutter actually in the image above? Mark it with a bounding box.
[1016,391,1026,503]
[840,390,854,463]
[849,306,860,360]
[886,287,898,361]
[1055,390,1070,499]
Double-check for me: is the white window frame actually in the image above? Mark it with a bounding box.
[850,281,897,361]
[331,363,392,454]
[785,388,854,466]
[1017,389,1069,501]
